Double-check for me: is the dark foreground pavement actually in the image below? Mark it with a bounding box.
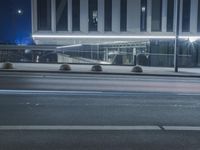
[1,130,200,150]
[1,72,200,150]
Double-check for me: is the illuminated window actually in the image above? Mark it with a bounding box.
[140,0,147,32]
[89,0,98,31]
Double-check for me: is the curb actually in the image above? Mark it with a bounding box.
[0,69,200,78]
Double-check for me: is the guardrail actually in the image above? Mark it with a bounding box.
[0,45,193,67]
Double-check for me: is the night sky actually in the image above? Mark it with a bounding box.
[0,0,32,45]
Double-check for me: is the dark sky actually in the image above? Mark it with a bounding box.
[0,0,32,44]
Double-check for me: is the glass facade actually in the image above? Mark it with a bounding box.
[140,0,147,32]
[56,0,68,31]
[167,0,174,32]
[151,0,162,32]
[89,0,98,31]
[33,0,200,68]
[120,0,127,32]
[72,0,80,31]
[37,0,51,31]
[182,0,190,32]
[149,40,174,67]
[104,0,112,31]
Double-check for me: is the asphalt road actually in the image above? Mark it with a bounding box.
[0,72,200,150]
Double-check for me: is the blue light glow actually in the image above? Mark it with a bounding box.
[15,37,33,45]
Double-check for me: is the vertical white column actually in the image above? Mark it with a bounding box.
[112,0,120,32]
[179,0,183,34]
[98,0,104,33]
[68,0,72,32]
[162,0,167,32]
[147,0,152,33]
[52,0,56,32]
[134,0,141,32]
[173,0,177,33]
[127,0,134,32]
[80,0,88,33]
[127,0,140,32]
[31,0,37,33]
[190,0,198,33]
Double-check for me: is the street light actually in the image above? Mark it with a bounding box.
[17,9,22,14]
[174,0,180,72]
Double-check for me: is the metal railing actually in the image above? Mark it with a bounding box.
[0,45,194,67]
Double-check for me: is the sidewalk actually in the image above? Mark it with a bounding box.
[0,63,200,77]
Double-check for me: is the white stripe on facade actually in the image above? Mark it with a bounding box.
[98,0,104,33]
[31,0,37,33]
[52,0,56,32]
[68,0,72,32]
[112,0,120,32]
[147,0,152,33]
[32,35,176,39]
[190,0,198,34]
[127,0,140,33]
[162,0,167,32]
[179,0,183,33]
[80,0,88,33]
[173,0,177,33]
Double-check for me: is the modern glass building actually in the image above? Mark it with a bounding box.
[31,0,200,67]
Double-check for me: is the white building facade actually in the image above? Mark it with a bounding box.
[31,0,200,67]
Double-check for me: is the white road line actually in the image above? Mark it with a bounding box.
[163,126,200,131]
[0,75,43,78]
[0,90,103,95]
[1,89,199,96]
[0,125,200,131]
[178,93,200,96]
[0,125,160,131]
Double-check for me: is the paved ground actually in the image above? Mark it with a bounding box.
[0,72,200,149]
[1,92,200,126]
[1,62,200,77]
[1,131,200,150]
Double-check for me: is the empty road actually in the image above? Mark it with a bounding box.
[0,72,200,150]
